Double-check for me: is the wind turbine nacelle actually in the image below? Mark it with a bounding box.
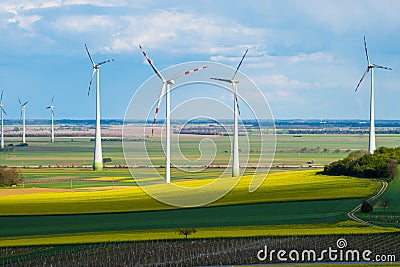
[232,79,239,84]
[167,80,175,85]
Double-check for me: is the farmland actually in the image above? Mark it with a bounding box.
[0,170,380,215]
[1,233,400,265]
[0,128,399,265]
[0,170,394,248]
[1,133,399,169]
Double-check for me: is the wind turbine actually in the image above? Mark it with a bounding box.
[0,91,7,149]
[211,49,248,177]
[139,44,207,183]
[355,36,392,154]
[18,98,28,144]
[85,44,114,171]
[46,96,55,143]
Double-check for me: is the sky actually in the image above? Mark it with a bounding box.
[0,0,400,120]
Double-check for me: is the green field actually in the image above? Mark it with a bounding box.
[356,167,400,227]
[1,134,399,168]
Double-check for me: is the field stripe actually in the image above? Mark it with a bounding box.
[0,222,398,247]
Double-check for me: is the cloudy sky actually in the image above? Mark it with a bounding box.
[0,0,399,120]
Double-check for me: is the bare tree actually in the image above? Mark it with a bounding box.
[177,228,197,240]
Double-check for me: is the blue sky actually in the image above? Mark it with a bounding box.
[0,0,399,120]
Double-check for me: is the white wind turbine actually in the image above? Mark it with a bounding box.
[0,91,7,149]
[85,44,114,170]
[18,98,28,144]
[46,96,55,143]
[139,44,208,183]
[211,49,248,177]
[355,36,392,154]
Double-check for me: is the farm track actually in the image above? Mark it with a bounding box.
[347,181,388,226]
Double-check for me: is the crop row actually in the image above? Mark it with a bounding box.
[1,233,399,266]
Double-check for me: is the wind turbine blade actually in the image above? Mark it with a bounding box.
[168,66,208,81]
[18,98,21,106]
[52,110,54,117]
[85,44,95,67]
[210,77,232,83]
[98,59,114,65]
[232,49,248,79]
[139,44,165,81]
[46,106,51,109]
[355,67,370,92]
[372,64,392,70]
[235,95,241,115]
[0,91,3,103]
[88,69,96,96]
[22,101,28,106]
[153,83,166,126]
[363,36,370,64]
[2,108,7,116]
[51,95,54,104]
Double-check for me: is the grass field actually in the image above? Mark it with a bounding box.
[356,167,400,227]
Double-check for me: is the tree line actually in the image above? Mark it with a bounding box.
[323,147,399,179]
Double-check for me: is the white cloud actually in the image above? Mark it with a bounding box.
[255,74,318,90]
[53,15,118,34]
[288,52,334,64]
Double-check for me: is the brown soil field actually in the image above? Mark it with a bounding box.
[0,186,135,196]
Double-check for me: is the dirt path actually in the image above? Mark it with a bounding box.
[347,180,388,226]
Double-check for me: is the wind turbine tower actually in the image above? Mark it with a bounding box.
[355,37,392,154]
[211,49,248,176]
[0,91,7,149]
[46,96,55,143]
[85,44,114,170]
[19,98,28,144]
[139,44,207,183]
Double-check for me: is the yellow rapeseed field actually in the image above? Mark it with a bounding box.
[0,221,398,247]
[0,170,380,215]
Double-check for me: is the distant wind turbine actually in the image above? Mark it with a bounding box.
[139,44,208,183]
[46,96,55,143]
[85,44,114,171]
[211,49,248,176]
[0,91,7,149]
[355,36,392,154]
[19,98,28,144]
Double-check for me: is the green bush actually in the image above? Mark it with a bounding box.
[323,147,400,179]
[360,201,373,213]
[0,166,22,187]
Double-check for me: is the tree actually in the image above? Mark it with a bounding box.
[379,198,389,213]
[388,160,398,180]
[323,147,399,179]
[360,201,373,213]
[0,166,21,187]
[177,228,196,240]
